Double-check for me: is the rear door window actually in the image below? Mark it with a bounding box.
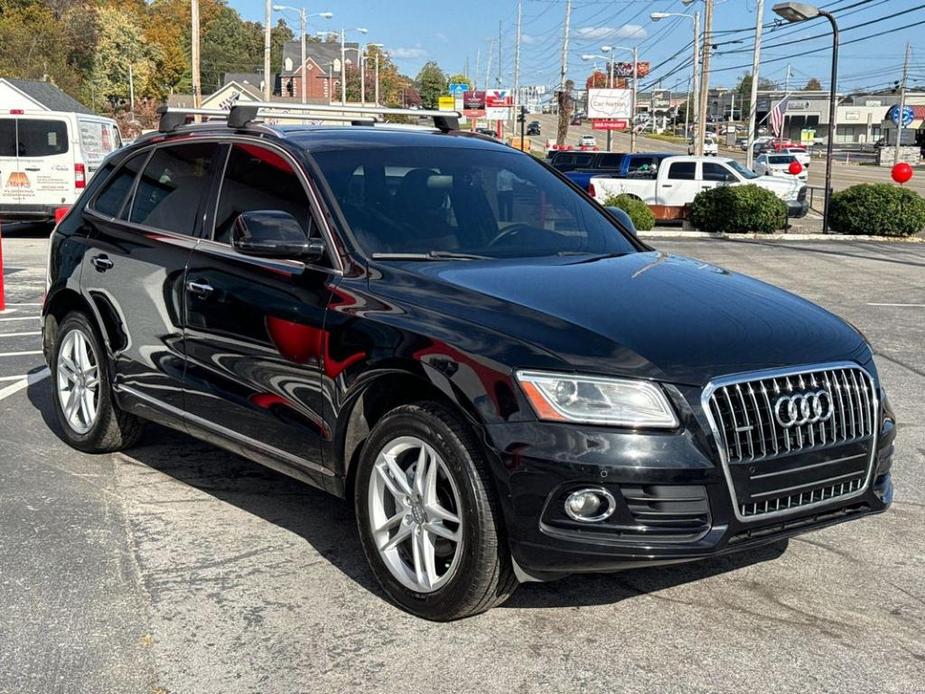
[129,142,219,235]
[93,150,150,218]
[668,162,696,180]
[596,153,623,169]
[16,120,69,156]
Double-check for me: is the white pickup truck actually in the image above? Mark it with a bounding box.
[588,155,808,221]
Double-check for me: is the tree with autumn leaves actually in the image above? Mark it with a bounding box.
[0,0,432,123]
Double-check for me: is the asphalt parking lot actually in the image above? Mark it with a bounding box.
[0,229,923,693]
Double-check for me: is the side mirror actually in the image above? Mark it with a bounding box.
[231,210,324,260]
[606,206,637,236]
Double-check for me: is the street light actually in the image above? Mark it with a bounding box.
[652,10,700,154]
[339,27,368,104]
[272,5,332,103]
[773,1,838,233]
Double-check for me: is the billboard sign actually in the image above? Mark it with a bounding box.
[651,89,671,110]
[438,96,456,111]
[614,61,650,79]
[587,89,632,119]
[485,89,513,121]
[889,104,915,127]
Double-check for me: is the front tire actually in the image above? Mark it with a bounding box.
[51,312,143,452]
[355,402,516,620]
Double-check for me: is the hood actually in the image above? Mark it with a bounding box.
[372,252,869,386]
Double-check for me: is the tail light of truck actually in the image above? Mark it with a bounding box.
[587,182,596,198]
[74,163,86,189]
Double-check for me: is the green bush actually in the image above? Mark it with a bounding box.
[689,184,788,234]
[601,193,656,231]
[829,183,925,237]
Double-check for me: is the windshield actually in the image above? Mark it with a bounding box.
[725,159,758,179]
[311,145,637,259]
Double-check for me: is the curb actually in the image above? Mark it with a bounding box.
[638,230,925,243]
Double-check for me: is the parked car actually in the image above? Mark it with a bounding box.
[753,153,808,181]
[736,137,749,151]
[689,136,719,156]
[474,127,498,139]
[0,109,122,223]
[571,115,582,125]
[578,134,597,148]
[590,155,808,219]
[548,150,674,190]
[777,146,811,168]
[44,113,892,621]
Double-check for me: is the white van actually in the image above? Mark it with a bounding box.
[1,110,122,223]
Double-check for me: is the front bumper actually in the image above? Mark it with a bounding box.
[487,410,895,580]
[787,199,809,218]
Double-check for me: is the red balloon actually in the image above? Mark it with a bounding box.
[892,162,913,184]
[788,160,803,176]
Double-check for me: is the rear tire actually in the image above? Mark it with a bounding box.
[355,402,517,620]
[51,312,143,452]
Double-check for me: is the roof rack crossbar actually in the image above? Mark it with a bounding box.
[157,103,460,133]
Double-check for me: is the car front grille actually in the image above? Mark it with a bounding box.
[703,365,878,521]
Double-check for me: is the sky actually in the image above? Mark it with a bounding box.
[229,0,925,96]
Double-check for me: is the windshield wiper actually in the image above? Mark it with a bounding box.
[370,251,491,261]
[557,251,631,261]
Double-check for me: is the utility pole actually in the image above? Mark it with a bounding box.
[128,63,135,121]
[630,46,638,153]
[299,7,307,103]
[263,0,272,99]
[191,0,202,108]
[340,29,347,104]
[497,20,503,88]
[556,0,573,146]
[894,42,911,164]
[360,46,366,106]
[746,0,764,169]
[513,0,522,136]
[475,48,480,91]
[696,0,714,157]
[374,52,380,105]
[484,39,494,96]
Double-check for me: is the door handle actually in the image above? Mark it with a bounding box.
[662,184,673,187]
[91,255,113,272]
[186,280,214,298]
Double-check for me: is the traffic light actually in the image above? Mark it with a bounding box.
[517,106,527,124]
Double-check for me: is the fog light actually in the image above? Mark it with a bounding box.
[565,488,616,522]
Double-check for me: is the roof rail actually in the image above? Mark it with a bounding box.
[156,103,460,133]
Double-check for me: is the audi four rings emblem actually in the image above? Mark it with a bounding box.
[774,390,835,427]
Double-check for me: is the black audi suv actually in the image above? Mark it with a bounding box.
[43,115,895,620]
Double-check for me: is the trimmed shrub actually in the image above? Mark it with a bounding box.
[601,193,656,231]
[689,184,788,234]
[829,183,925,237]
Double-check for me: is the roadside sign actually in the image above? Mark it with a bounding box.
[592,119,628,131]
[438,96,456,111]
[800,128,816,146]
[888,105,915,127]
[485,90,513,121]
[587,89,632,120]
[448,83,469,97]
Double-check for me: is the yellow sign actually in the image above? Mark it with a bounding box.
[438,96,455,111]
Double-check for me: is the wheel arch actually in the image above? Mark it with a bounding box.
[337,365,488,499]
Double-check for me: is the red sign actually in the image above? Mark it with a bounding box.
[485,89,513,108]
[463,109,486,119]
[592,119,628,131]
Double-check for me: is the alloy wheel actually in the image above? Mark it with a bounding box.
[368,436,464,593]
[56,329,100,435]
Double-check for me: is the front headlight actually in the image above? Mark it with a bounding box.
[515,370,678,428]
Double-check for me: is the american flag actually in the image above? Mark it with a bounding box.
[769,95,790,137]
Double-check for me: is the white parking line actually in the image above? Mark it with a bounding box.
[0,367,50,401]
[867,303,925,307]
[4,302,42,306]
[0,350,43,357]
[0,331,41,338]
[0,316,40,322]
